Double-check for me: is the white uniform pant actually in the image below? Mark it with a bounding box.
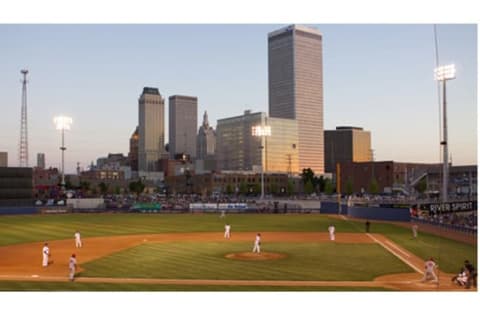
[329,233,335,241]
[76,238,82,248]
[252,243,261,253]
[421,271,438,282]
[69,267,75,281]
[42,254,48,267]
[224,231,230,239]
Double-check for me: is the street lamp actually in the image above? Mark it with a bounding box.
[252,119,271,200]
[54,115,73,191]
[434,64,456,203]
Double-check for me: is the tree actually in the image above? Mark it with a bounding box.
[287,179,295,196]
[315,176,325,193]
[253,183,261,195]
[239,181,248,195]
[301,168,315,184]
[304,180,314,195]
[324,179,334,195]
[98,182,109,195]
[346,177,354,195]
[225,184,234,195]
[129,180,145,195]
[114,186,121,195]
[369,178,379,194]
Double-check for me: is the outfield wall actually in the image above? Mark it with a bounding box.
[347,206,411,221]
[0,206,37,215]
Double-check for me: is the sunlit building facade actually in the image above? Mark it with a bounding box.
[216,110,298,173]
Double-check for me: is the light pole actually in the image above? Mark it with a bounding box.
[434,64,456,203]
[252,118,271,200]
[54,116,73,192]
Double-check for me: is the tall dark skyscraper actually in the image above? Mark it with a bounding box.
[268,25,324,174]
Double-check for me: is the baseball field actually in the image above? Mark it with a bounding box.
[0,213,476,291]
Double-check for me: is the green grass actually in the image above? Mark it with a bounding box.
[0,213,358,246]
[0,281,390,291]
[79,242,412,281]
[345,220,477,273]
[0,213,476,275]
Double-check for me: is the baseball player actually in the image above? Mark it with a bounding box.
[328,224,336,241]
[252,233,261,253]
[42,242,50,267]
[420,257,439,283]
[412,224,418,239]
[69,253,77,281]
[224,223,231,239]
[74,230,82,248]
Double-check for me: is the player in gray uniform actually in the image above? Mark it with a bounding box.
[224,223,231,239]
[328,224,336,241]
[69,253,77,281]
[412,224,418,239]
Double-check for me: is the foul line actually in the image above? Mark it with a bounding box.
[384,240,411,258]
[366,233,423,274]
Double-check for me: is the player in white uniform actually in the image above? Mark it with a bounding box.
[412,224,418,239]
[42,243,50,267]
[328,224,336,241]
[74,231,82,248]
[224,224,231,239]
[69,254,77,281]
[252,233,261,253]
[421,257,438,283]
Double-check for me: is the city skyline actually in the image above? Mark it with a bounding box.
[0,24,476,173]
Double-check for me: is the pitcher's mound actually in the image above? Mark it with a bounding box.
[225,252,287,261]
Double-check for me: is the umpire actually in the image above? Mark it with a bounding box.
[464,260,477,289]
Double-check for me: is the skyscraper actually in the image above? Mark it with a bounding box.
[37,153,45,169]
[197,111,216,160]
[169,95,197,159]
[138,87,165,172]
[128,126,139,171]
[268,24,324,174]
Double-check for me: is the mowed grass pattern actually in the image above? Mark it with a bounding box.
[0,213,476,274]
[0,213,357,246]
[80,242,412,281]
[0,281,390,291]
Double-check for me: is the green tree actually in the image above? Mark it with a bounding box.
[287,179,295,196]
[225,184,234,195]
[346,178,354,195]
[239,181,248,195]
[315,176,325,193]
[324,179,334,195]
[369,178,379,194]
[129,180,145,195]
[114,186,121,195]
[301,168,315,184]
[253,183,261,195]
[304,179,314,195]
[98,182,109,195]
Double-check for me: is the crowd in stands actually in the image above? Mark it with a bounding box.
[411,209,477,232]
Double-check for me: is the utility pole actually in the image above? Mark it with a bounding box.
[19,69,29,167]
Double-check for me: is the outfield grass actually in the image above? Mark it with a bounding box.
[80,242,412,280]
[0,213,476,274]
[0,213,358,246]
[0,281,390,291]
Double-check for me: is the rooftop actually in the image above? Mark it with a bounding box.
[268,24,322,38]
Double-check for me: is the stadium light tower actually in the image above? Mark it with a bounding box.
[54,116,73,191]
[252,117,271,200]
[434,64,456,203]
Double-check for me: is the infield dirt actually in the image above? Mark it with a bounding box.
[0,232,472,291]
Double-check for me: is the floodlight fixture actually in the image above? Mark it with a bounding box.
[434,64,456,81]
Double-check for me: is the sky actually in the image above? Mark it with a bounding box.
[0,24,477,173]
